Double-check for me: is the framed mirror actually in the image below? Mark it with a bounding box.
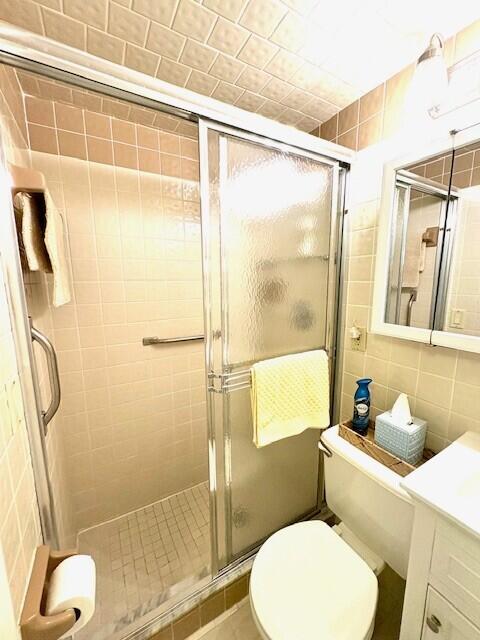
[373,122,480,354]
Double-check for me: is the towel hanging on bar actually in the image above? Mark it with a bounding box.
[250,349,330,448]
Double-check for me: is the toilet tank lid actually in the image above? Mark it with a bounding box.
[322,425,412,503]
[250,521,377,640]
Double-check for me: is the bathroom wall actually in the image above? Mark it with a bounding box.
[23,91,208,535]
[319,19,480,450]
[0,64,42,631]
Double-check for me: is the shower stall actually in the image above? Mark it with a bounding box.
[0,30,350,640]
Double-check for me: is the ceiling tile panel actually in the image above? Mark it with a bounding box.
[235,90,265,111]
[145,22,185,59]
[156,58,191,86]
[264,49,302,81]
[87,27,125,64]
[172,0,217,42]
[124,43,159,76]
[259,77,292,102]
[211,81,244,104]
[64,0,107,30]
[131,0,178,27]
[7,0,480,135]
[42,8,86,49]
[203,0,247,23]
[239,0,287,39]
[207,18,249,56]
[270,11,309,53]
[185,70,218,96]
[180,40,217,72]
[210,54,245,83]
[235,66,269,92]
[108,2,148,46]
[237,35,279,69]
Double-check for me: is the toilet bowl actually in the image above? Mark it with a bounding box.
[250,521,377,640]
[250,425,414,639]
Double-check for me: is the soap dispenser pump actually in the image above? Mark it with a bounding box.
[352,378,372,435]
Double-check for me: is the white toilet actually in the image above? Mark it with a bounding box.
[250,425,414,639]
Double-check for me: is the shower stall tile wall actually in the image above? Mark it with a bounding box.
[22,93,207,541]
[0,64,43,621]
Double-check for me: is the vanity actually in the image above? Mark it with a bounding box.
[399,431,480,639]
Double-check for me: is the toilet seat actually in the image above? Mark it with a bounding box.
[250,521,378,640]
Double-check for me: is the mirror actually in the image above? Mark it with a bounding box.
[373,122,480,352]
[444,138,480,336]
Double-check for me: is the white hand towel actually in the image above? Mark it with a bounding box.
[44,190,72,307]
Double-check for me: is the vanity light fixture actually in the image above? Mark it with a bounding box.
[411,33,449,117]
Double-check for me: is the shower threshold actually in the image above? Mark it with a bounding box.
[76,481,210,640]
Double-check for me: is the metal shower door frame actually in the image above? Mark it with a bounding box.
[199,118,344,576]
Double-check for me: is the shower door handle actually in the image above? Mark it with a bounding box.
[31,323,61,433]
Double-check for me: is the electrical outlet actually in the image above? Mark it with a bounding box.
[449,308,465,329]
[351,326,367,352]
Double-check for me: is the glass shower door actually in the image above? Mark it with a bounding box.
[199,121,340,570]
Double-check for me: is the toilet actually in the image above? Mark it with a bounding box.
[250,425,414,639]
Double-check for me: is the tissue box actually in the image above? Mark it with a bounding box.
[374,412,427,465]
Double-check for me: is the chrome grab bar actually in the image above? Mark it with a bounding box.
[142,334,204,346]
[30,323,61,433]
[406,290,417,327]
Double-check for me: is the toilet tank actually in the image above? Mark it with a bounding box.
[323,425,413,579]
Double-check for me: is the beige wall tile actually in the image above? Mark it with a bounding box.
[25,95,55,127]
[87,136,113,164]
[337,126,357,151]
[85,111,111,139]
[55,102,85,133]
[58,130,87,159]
[320,114,338,141]
[338,99,359,135]
[28,123,59,154]
[357,113,382,150]
[359,83,384,122]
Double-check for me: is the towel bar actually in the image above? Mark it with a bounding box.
[142,335,204,346]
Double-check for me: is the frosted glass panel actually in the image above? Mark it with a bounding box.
[221,138,333,365]
[203,126,337,563]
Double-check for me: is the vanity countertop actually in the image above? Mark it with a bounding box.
[401,431,480,540]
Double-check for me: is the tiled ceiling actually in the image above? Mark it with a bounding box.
[1,0,479,133]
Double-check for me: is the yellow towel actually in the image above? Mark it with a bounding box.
[251,349,330,448]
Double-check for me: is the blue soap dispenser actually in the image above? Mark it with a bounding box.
[352,378,372,435]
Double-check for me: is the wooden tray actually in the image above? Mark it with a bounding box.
[339,421,435,478]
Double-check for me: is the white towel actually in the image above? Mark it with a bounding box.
[44,190,72,307]
[18,192,52,273]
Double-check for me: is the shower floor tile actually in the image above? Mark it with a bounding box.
[77,482,210,640]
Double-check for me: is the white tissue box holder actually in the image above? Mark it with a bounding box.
[374,411,427,465]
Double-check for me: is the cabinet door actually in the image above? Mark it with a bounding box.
[422,588,480,639]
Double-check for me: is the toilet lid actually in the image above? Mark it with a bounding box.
[250,521,378,640]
